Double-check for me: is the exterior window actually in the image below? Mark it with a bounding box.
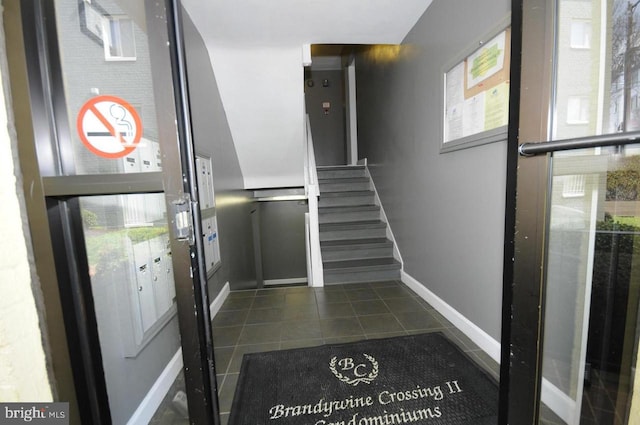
[102,16,136,61]
[570,20,591,49]
[567,96,590,124]
[562,175,586,198]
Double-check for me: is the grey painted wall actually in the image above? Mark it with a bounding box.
[258,201,308,281]
[355,0,510,340]
[182,11,257,294]
[305,70,346,166]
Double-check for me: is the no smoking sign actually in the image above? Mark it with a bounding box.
[77,95,143,159]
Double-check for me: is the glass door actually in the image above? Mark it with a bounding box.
[12,0,218,423]
[503,0,640,424]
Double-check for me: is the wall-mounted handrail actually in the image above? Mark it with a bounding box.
[519,131,640,156]
[303,112,324,287]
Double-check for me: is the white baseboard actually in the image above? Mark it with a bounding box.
[541,378,576,424]
[401,271,500,362]
[210,282,230,318]
[365,165,404,266]
[401,271,575,423]
[264,277,308,286]
[127,282,230,425]
[126,350,183,425]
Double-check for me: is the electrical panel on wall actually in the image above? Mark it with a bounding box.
[196,155,221,275]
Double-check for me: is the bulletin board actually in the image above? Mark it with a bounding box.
[441,20,511,153]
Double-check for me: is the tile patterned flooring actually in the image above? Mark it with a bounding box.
[151,279,507,424]
[146,279,613,425]
[210,280,499,425]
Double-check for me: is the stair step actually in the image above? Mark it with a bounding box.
[319,177,371,193]
[321,238,394,261]
[319,220,386,232]
[321,237,392,249]
[318,205,380,224]
[323,258,402,284]
[323,257,400,271]
[318,191,375,207]
[319,205,380,214]
[319,221,387,241]
[317,166,366,179]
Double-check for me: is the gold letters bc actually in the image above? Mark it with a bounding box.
[329,354,379,386]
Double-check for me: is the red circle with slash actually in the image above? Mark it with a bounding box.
[76,95,143,159]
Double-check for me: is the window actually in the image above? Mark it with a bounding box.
[570,20,591,49]
[102,16,136,61]
[567,96,590,124]
[562,175,586,198]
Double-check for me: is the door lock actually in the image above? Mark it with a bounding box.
[170,196,194,245]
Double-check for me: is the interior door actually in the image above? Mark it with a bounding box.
[503,0,640,424]
[10,0,218,423]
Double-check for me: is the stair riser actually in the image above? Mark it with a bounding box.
[324,268,401,285]
[320,182,371,192]
[322,246,394,261]
[319,195,375,207]
[319,210,380,224]
[320,227,387,241]
[317,169,366,179]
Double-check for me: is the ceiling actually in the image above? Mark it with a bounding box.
[181,0,433,47]
[178,0,434,188]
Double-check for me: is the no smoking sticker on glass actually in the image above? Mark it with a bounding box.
[77,95,143,159]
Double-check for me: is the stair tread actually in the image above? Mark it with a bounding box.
[319,177,370,184]
[317,165,365,171]
[321,238,392,248]
[320,190,374,198]
[319,205,380,213]
[323,257,401,271]
[319,220,386,230]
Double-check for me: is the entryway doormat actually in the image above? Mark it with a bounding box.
[228,332,498,425]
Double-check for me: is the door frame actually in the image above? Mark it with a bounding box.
[501,1,640,423]
[500,0,555,423]
[5,0,219,423]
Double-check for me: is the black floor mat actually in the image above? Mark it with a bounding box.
[229,332,498,424]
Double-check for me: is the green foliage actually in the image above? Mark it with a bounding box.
[612,215,640,228]
[596,215,640,257]
[126,226,169,244]
[81,208,98,227]
[84,226,168,275]
[607,156,640,201]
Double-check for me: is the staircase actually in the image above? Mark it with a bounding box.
[317,165,401,284]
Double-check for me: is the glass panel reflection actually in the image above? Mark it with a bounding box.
[81,193,186,424]
[540,146,640,424]
[54,0,162,175]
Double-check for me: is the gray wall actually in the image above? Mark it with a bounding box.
[305,70,346,166]
[258,201,308,281]
[182,11,257,294]
[355,0,510,340]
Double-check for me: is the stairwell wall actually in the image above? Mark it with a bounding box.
[355,0,510,341]
[182,11,257,293]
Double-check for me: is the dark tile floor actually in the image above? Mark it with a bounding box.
[150,280,630,425]
[210,280,499,424]
[151,279,509,424]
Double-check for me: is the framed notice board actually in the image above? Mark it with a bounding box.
[441,18,511,153]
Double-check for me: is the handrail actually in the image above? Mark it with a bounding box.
[304,113,324,287]
[519,131,640,156]
[306,115,319,188]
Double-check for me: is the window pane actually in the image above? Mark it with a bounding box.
[54,0,160,175]
[80,193,187,424]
